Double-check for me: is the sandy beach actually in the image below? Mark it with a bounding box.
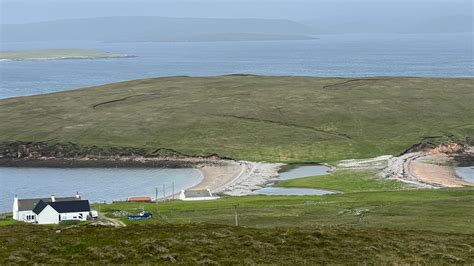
[409,153,469,187]
[338,145,473,189]
[192,161,245,191]
[192,160,284,195]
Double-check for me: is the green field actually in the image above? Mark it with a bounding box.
[0,49,129,60]
[94,188,474,233]
[0,76,473,162]
[276,170,409,192]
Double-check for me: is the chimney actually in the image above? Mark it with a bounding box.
[12,195,19,220]
[75,192,80,199]
[51,194,55,202]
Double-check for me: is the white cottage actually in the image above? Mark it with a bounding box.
[12,194,90,224]
[32,199,91,224]
[179,189,219,201]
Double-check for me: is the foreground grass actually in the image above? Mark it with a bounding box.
[2,189,472,263]
[0,76,472,162]
[95,188,474,234]
[1,224,472,264]
[0,216,18,226]
[277,170,408,192]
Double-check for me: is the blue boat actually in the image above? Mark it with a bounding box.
[128,211,153,220]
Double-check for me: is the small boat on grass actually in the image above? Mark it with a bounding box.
[127,211,153,220]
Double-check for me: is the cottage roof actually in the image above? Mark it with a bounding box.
[184,190,212,198]
[48,200,91,213]
[32,200,90,215]
[18,196,80,211]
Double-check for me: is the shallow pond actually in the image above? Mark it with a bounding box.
[279,165,330,180]
[456,166,474,183]
[253,165,333,196]
[0,167,203,213]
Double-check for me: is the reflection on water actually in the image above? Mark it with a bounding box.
[0,167,202,212]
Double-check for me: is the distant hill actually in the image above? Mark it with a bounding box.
[305,15,473,34]
[1,16,316,43]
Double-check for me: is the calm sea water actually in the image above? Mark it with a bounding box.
[456,167,474,183]
[0,167,202,213]
[0,33,472,99]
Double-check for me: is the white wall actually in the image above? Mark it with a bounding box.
[37,205,59,225]
[60,211,89,222]
[18,211,36,223]
[182,196,218,201]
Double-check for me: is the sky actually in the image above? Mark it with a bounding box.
[1,0,472,25]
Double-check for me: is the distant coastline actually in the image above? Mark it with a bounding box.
[0,49,135,61]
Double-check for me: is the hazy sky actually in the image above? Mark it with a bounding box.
[1,0,472,24]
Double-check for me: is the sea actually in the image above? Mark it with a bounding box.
[0,168,203,213]
[0,33,472,99]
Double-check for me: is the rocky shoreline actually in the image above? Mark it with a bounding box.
[1,141,471,193]
[0,141,231,168]
[0,157,223,169]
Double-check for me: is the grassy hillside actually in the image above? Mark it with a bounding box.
[0,76,472,162]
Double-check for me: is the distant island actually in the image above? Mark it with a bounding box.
[1,16,316,43]
[0,49,135,61]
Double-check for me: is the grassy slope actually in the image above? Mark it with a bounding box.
[0,76,473,162]
[277,170,408,192]
[0,49,124,60]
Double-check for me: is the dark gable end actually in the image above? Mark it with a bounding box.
[32,200,48,215]
[48,200,91,213]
